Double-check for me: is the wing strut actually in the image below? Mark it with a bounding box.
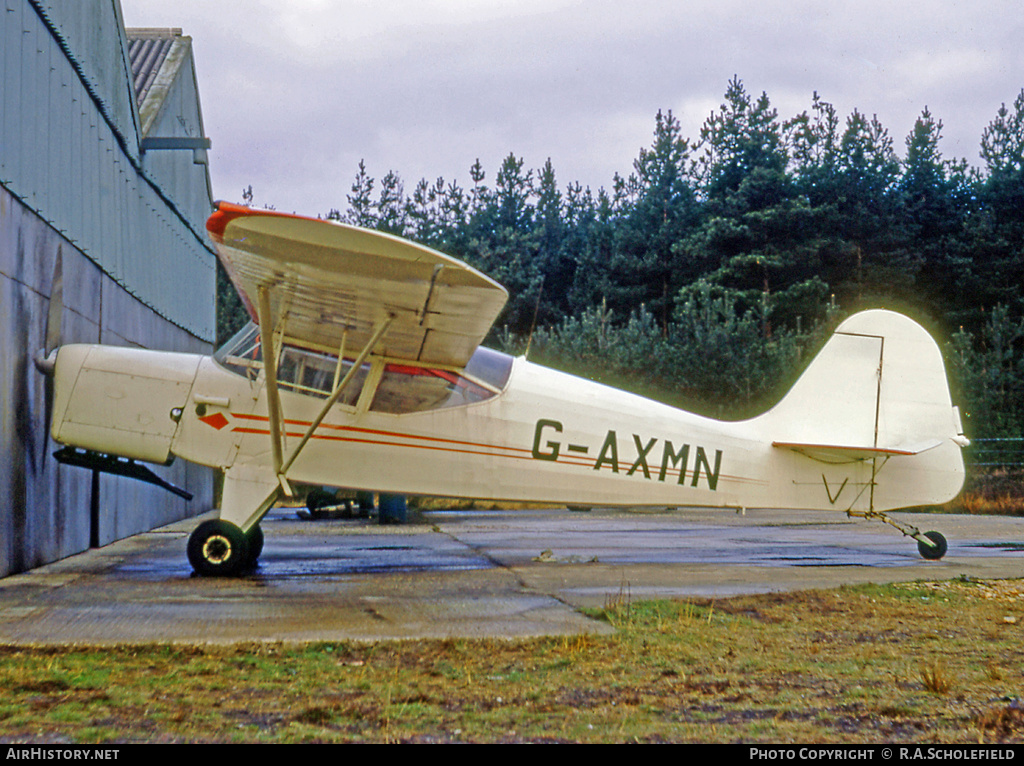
[277,315,395,484]
[231,314,394,533]
[257,286,289,476]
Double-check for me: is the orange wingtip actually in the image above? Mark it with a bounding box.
[206,201,319,239]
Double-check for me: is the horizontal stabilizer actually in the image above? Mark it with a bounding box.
[772,438,943,464]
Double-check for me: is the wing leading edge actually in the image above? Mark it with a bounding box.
[207,202,509,368]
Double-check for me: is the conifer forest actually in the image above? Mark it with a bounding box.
[222,79,1024,451]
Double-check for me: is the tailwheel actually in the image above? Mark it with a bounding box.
[917,530,947,561]
[187,519,249,577]
[847,509,948,561]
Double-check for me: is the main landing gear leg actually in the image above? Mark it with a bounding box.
[847,509,948,560]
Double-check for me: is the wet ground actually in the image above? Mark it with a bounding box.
[0,506,1022,644]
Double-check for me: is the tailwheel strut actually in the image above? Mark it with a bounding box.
[847,509,948,561]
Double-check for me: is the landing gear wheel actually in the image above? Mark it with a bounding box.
[187,520,249,577]
[307,489,335,517]
[243,524,264,569]
[917,531,947,560]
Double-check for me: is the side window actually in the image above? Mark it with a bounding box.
[370,347,513,415]
[371,365,491,414]
[463,346,514,390]
[216,329,514,415]
[214,324,367,407]
[277,347,368,406]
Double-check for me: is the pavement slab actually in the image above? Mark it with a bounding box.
[0,506,1021,644]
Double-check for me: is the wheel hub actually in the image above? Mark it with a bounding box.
[202,535,232,564]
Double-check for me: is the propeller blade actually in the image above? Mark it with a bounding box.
[38,246,64,466]
[45,246,63,354]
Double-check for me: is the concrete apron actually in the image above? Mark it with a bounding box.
[0,506,1021,645]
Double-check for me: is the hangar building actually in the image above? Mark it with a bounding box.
[1,0,216,576]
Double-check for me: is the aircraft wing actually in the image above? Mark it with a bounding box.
[206,202,509,368]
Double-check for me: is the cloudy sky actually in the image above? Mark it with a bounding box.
[121,0,1023,217]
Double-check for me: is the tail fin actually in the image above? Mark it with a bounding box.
[759,310,967,509]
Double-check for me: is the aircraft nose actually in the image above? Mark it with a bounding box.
[49,344,203,464]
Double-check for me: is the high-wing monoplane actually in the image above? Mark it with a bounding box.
[38,203,970,575]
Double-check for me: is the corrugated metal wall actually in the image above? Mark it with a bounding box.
[1,187,213,576]
[0,0,215,341]
[0,0,216,576]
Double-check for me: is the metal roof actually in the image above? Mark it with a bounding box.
[126,28,184,118]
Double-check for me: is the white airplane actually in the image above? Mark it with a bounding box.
[38,202,970,576]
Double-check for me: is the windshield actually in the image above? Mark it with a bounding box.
[214,323,262,379]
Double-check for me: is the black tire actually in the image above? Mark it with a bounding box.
[306,489,336,513]
[187,519,249,577]
[918,530,947,560]
[243,524,264,569]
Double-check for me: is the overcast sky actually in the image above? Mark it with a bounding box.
[121,0,1023,217]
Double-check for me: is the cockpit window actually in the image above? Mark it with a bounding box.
[215,324,513,414]
[214,323,366,404]
[215,323,262,380]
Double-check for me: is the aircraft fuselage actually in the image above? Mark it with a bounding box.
[49,318,965,532]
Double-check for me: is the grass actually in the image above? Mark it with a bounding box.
[938,468,1024,516]
[0,578,1023,743]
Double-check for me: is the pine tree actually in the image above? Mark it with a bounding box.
[376,170,408,236]
[533,158,572,322]
[977,90,1024,312]
[897,109,976,323]
[680,81,825,332]
[611,110,700,333]
[346,160,376,228]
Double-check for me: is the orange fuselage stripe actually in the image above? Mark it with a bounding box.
[225,413,764,486]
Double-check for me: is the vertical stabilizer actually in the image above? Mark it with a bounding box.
[759,310,967,509]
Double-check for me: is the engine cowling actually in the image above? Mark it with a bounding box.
[50,344,203,464]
